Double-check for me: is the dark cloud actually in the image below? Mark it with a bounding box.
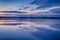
[0,11,26,13]
[18,7,29,10]
[31,0,60,9]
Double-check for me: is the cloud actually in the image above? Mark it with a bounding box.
[0,11,26,13]
[0,11,27,16]
[31,0,60,9]
[18,6,60,15]
[0,6,60,17]
[50,8,60,13]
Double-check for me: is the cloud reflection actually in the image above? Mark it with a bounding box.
[0,19,59,32]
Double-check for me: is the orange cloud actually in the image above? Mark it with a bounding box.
[0,12,16,16]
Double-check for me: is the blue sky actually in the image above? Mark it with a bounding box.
[0,0,60,17]
[0,0,33,10]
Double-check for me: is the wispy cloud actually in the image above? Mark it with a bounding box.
[31,0,60,9]
[0,11,26,13]
[17,6,60,15]
[0,6,60,17]
[0,0,60,17]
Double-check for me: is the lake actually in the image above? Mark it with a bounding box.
[0,18,60,40]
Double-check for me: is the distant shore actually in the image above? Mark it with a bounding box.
[0,17,60,19]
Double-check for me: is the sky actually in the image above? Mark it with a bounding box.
[0,0,60,17]
[0,0,33,11]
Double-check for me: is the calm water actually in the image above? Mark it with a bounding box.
[0,18,60,40]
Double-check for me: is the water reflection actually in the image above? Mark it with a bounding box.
[0,19,60,40]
